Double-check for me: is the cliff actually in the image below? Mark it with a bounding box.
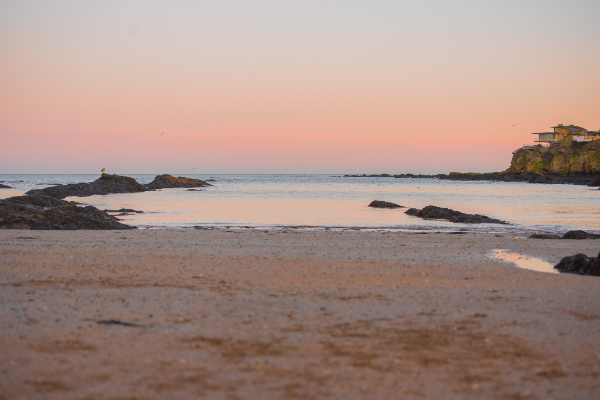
[508,141,600,175]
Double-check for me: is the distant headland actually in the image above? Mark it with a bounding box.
[343,124,600,186]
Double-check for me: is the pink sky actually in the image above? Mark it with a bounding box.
[1,1,599,174]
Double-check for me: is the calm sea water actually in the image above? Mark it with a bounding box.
[1,174,599,233]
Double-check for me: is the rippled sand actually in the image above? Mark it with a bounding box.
[1,229,599,399]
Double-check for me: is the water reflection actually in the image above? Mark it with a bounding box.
[492,249,557,274]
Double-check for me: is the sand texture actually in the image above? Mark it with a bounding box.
[1,229,599,399]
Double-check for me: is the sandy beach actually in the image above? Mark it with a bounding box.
[0,228,599,399]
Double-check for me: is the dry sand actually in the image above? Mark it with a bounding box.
[0,228,599,399]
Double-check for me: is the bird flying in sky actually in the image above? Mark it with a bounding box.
[511,124,518,128]
[160,132,164,136]
[101,168,105,173]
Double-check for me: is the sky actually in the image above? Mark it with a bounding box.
[1,0,599,174]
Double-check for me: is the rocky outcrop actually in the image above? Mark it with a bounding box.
[24,173,212,199]
[554,252,600,276]
[342,141,600,185]
[405,205,508,224]
[145,174,211,189]
[0,184,12,189]
[0,194,134,230]
[26,174,147,199]
[508,141,600,175]
[368,200,404,209]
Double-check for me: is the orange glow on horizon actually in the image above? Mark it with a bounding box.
[1,2,599,173]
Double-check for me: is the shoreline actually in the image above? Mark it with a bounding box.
[1,229,599,399]
[341,172,600,186]
[103,223,600,237]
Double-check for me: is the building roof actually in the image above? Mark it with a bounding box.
[551,125,587,132]
[531,132,555,135]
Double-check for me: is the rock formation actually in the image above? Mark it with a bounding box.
[0,194,134,230]
[554,252,600,276]
[2,173,211,230]
[0,183,12,189]
[368,200,404,209]
[562,230,600,239]
[26,174,147,199]
[24,173,211,199]
[508,140,600,175]
[342,141,600,185]
[145,174,211,189]
[405,205,507,224]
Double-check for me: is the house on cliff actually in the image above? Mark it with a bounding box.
[528,125,600,148]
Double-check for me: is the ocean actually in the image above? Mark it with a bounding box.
[1,174,599,234]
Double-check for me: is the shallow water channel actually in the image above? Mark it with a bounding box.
[492,249,558,274]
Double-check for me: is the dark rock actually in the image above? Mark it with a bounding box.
[0,184,12,189]
[588,177,600,187]
[579,254,600,276]
[368,200,404,209]
[528,233,562,239]
[206,179,216,182]
[145,174,211,189]
[554,253,599,276]
[26,174,147,199]
[105,208,144,214]
[0,194,134,230]
[528,174,555,184]
[405,205,507,224]
[562,230,600,239]
[405,208,420,216]
[97,319,141,327]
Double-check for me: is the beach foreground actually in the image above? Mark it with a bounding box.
[1,229,599,399]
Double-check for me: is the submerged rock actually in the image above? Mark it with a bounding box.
[105,208,144,213]
[405,205,507,224]
[368,200,404,209]
[554,252,599,276]
[145,174,211,189]
[0,194,134,230]
[26,174,147,199]
[0,184,12,189]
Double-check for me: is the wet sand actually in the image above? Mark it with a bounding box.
[0,228,599,399]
